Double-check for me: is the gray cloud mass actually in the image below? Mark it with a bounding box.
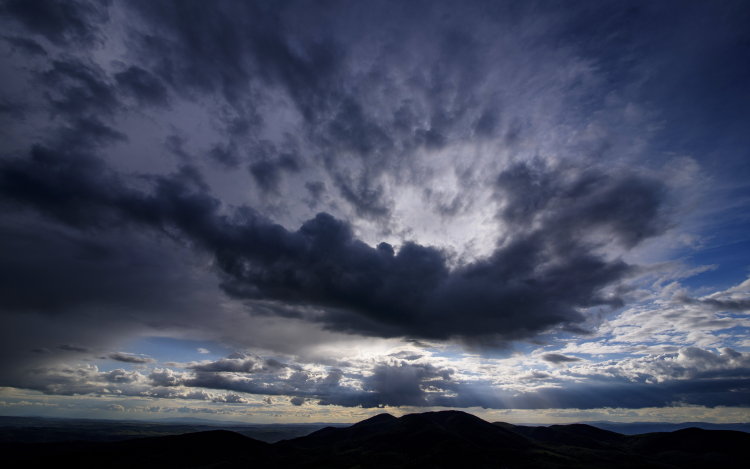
[8,347,750,410]
[0,147,656,342]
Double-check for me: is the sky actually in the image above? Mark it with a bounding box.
[0,0,749,424]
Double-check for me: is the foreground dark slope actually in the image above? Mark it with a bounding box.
[497,421,750,469]
[7,411,750,468]
[6,430,271,468]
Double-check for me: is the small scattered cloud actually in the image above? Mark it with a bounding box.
[58,344,90,353]
[108,353,156,364]
[540,353,583,364]
[289,396,306,406]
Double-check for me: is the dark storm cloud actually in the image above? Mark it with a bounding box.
[473,109,498,138]
[494,161,667,248]
[108,352,156,364]
[540,353,582,364]
[0,206,227,386]
[2,35,47,56]
[41,60,119,119]
[0,148,123,229]
[114,66,169,108]
[324,98,393,157]
[59,117,127,149]
[208,144,241,170]
[0,98,25,119]
[0,211,203,316]
[331,172,392,221]
[164,135,192,162]
[0,144,665,342]
[249,156,300,195]
[246,138,302,194]
[0,0,109,46]
[125,0,344,117]
[304,181,326,208]
[111,0,695,231]
[0,0,672,346]
[118,1,501,217]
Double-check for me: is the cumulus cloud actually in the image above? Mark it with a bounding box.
[212,392,250,404]
[149,368,186,388]
[187,352,296,373]
[3,345,749,411]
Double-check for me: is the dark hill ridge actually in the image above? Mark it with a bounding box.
[299,411,529,451]
[6,410,750,468]
[581,420,750,435]
[624,427,750,458]
[498,421,625,450]
[301,411,398,443]
[272,410,537,468]
[493,421,750,468]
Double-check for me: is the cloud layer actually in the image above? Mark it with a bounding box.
[0,0,748,416]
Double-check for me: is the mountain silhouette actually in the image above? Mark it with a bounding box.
[499,421,624,450]
[6,410,750,468]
